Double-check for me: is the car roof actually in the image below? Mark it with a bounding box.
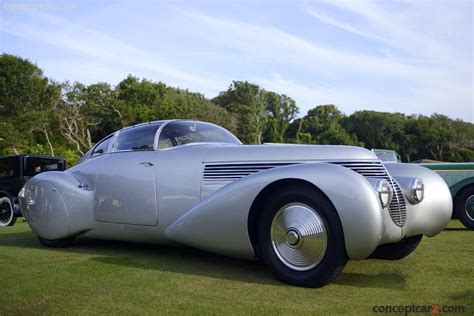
[116,119,223,133]
[118,120,173,132]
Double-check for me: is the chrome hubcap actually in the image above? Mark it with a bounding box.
[465,195,474,221]
[271,202,327,271]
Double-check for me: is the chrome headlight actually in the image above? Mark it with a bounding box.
[26,184,37,205]
[376,179,393,208]
[410,178,424,204]
[19,186,26,199]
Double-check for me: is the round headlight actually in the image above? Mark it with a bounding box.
[411,178,424,203]
[376,179,393,208]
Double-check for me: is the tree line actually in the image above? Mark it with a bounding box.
[1,54,473,165]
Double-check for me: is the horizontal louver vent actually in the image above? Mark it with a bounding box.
[203,163,295,182]
[330,161,390,179]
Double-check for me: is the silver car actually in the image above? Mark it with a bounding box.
[19,120,452,287]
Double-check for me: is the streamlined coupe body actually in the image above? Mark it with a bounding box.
[19,120,452,287]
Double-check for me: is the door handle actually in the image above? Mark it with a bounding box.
[139,162,154,166]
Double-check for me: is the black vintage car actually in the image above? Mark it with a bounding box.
[0,154,65,226]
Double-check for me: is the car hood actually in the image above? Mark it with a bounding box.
[202,144,377,163]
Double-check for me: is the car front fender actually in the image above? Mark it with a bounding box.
[384,163,452,238]
[19,171,94,240]
[165,162,383,260]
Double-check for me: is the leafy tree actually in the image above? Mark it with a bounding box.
[394,116,418,162]
[451,119,474,161]
[289,105,362,146]
[344,110,406,150]
[407,114,457,162]
[265,93,298,143]
[116,76,237,134]
[84,82,124,139]
[57,82,98,155]
[1,54,473,165]
[0,54,61,155]
[213,81,268,144]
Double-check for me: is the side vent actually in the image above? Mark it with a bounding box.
[203,163,295,182]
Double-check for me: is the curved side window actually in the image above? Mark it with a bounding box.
[91,136,113,158]
[158,121,241,149]
[115,123,162,151]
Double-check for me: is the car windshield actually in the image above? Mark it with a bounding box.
[158,121,241,149]
[374,151,399,163]
[76,149,92,165]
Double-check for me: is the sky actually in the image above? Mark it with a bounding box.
[0,0,473,122]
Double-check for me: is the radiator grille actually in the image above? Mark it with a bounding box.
[203,160,407,226]
[332,161,407,226]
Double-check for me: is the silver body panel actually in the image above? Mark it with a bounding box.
[19,122,452,261]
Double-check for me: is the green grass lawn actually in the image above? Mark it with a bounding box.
[0,220,472,315]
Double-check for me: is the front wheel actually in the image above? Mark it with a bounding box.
[454,186,474,230]
[0,196,16,227]
[369,234,422,260]
[257,185,347,287]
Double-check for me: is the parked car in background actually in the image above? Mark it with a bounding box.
[373,149,474,230]
[420,163,474,230]
[0,155,65,226]
[19,120,452,287]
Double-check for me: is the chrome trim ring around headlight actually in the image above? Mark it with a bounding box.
[376,179,393,208]
[410,178,424,204]
[270,202,327,271]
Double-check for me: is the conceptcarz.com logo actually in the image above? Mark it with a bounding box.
[372,304,465,315]
[3,2,77,10]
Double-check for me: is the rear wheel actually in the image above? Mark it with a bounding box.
[454,186,474,230]
[257,185,347,287]
[0,196,16,227]
[38,236,75,248]
[370,234,422,260]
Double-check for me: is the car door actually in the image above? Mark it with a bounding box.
[0,156,21,197]
[94,124,160,226]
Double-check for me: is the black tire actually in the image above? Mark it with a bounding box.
[0,196,16,227]
[454,186,474,230]
[38,236,75,248]
[370,234,422,260]
[257,185,347,287]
